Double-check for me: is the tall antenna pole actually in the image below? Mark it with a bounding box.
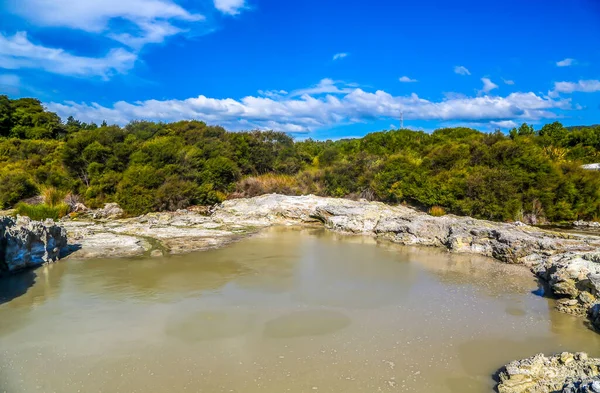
[400,111,404,129]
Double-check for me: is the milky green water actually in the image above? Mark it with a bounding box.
[1,227,599,393]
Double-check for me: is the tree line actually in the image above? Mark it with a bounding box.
[1,95,599,222]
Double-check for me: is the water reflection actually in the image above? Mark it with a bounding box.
[0,269,36,306]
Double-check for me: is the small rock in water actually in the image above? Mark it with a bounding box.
[150,249,164,257]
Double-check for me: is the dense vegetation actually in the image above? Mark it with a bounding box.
[1,95,599,222]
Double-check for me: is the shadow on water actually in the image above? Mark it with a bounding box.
[0,269,37,306]
[531,278,552,298]
[60,244,82,259]
[0,244,78,306]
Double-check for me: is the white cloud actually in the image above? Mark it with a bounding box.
[333,53,348,61]
[556,58,576,67]
[481,77,499,93]
[257,89,289,99]
[454,66,471,76]
[550,80,600,96]
[490,120,517,128]
[290,78,354,97]
[8,0,204,49]
[0,32,136,79]
[213,0,247,15]
[503,79,515,85]
[47,79,571,133]
[399,76,418,83]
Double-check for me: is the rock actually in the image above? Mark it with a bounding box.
[91,203,124,219]
[574,221,600,228]
[562,378,600,393]
[150,249,164,257]
[72,203,89,213]
[497,353,600,393]
[60,208,254,260]
[589,273,600,295]
[579,291,596,305]
[0,215,68,273]
[561,352,575,365]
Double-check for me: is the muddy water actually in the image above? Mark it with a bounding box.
[1,227,599,393]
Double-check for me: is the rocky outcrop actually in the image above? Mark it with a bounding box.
[58,194,600,328]
[574,221,600,228]
[89,203,124,219]
[497,352,600,393]
[61,209,254,259]
[0,216,68,273]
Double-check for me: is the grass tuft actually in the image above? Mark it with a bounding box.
[429,206,446,217]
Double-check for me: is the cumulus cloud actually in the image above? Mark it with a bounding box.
[503,79,515,85]
[213,0,247,15]
[481,77,499,93]
[490,120,518,128]
[399,76,418,83]
[8,0,204,49]
[290,78,354,97]
[454,66,471,75]
[333,53,348,61]
[0,32,136,79]
[556,58,576,67]
[47,79,571,133]
[550,79,600,96]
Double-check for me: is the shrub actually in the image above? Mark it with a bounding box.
[115,184,155,216]
[197,183,226,205]
[429,206,446,217]
[0,172,37,208]
[15,202,70,220]
[155,178,200,211]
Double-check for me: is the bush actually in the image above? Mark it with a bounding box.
[115,184,156,216]
[0,172,37,209]
[15,203,70,220]
[155,178,200,211]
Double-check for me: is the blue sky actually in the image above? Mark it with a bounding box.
[0,0,599,139]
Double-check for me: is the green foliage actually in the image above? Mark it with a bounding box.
[15,203,70,221]
[1,95,599,222]
[0,172,37,209]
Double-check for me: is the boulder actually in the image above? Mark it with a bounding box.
[91,203,124,219]
[0,216,68,273]
[497,353,600,393]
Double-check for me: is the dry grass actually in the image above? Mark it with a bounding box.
[41,187,66,207]
[235,174,301,197]
[429,206,446,217]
